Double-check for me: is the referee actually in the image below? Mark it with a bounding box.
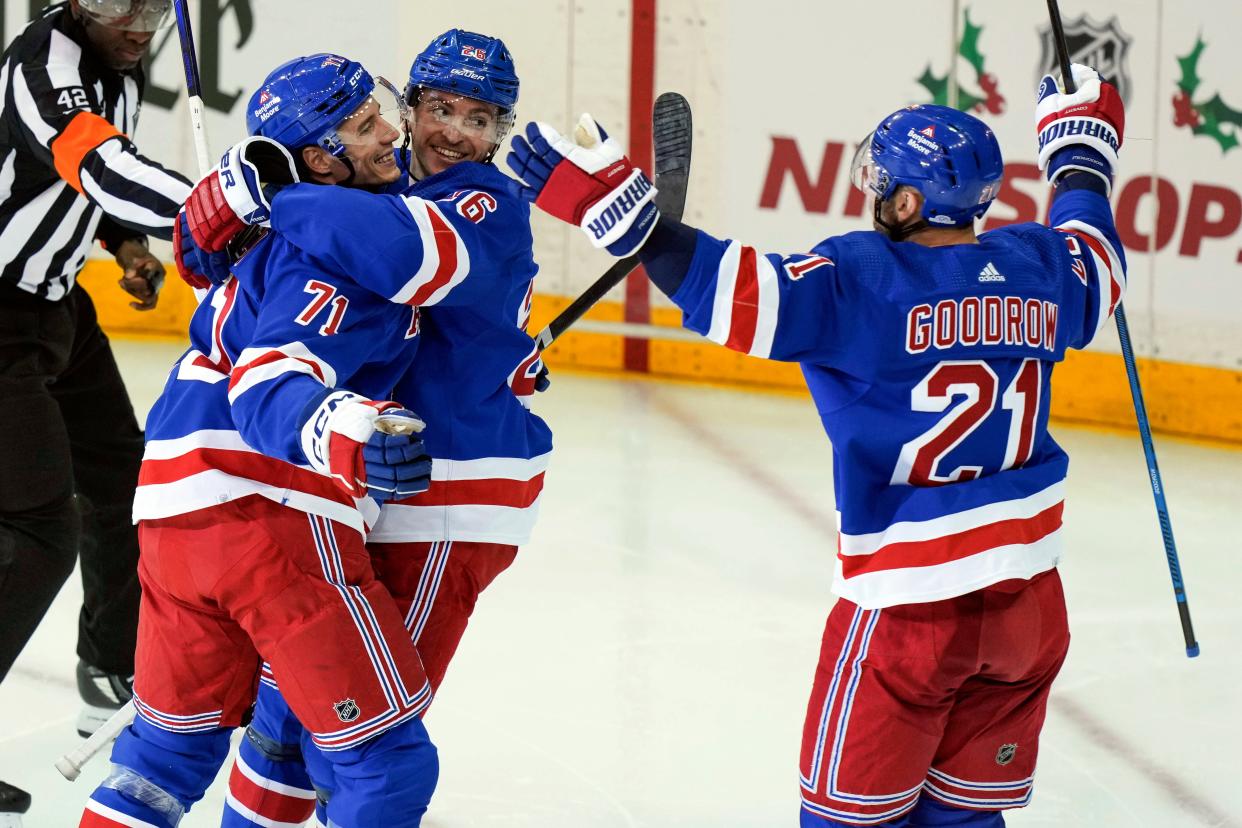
[0,0,190,805]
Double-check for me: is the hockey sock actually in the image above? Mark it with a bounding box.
[222,682,316,827]
[320,717,439,828]
[222,727,317,826]
[80,718,231,827]
[908,797,1005,827]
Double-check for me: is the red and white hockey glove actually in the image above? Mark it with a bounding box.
[506,114,660,257]
[299,390,432,502]
[1036,63,1125,192]
[183,136,299,253]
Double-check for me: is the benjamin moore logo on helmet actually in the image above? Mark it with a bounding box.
[254,90,282,123]
[906,128,939,156]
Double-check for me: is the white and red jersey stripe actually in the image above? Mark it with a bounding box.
[705,240,783,358]
[833,482,1064,609]
[133,429,379,536]
[1055,219,1126,338]
[367,453,550,545]
[390,197,471,306]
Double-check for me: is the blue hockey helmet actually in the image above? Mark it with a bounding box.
[850,104,1004,227]
[407,29,520,111]
[246,54,378,157]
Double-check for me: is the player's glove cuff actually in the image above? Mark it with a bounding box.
[299,390,429,500]
[218,136,299,228]
[185,137,299,253]
[579,167,660,256]
[1046,145,1114,195]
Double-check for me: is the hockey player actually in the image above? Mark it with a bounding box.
[507,65,1126,826]
[179,30,551,826]
[79,55,445,828]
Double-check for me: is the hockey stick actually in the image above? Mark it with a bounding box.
[56,3,214,783]
[1046,0,1199,658]
[174,0,212,176]
[534,91,693,350]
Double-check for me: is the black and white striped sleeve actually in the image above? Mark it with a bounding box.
[8,28,190,240]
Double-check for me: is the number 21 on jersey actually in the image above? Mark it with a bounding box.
[891,358,1044,486]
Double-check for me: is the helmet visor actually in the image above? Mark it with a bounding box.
[78,0,172,32]
[322,78,407,153]
[408,87,515,146]
[849,132,889,196]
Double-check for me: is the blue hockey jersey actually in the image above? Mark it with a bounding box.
[653,188,1125,608]
[134,229,424,534]
[262,161,552,545]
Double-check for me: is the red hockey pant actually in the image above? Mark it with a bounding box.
[133,496,432,748]
[799,569,1069,825]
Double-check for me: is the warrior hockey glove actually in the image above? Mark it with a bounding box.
[1036,63,1125,194]
[299,390,432,503]
[173,209,231,289]
[184,136,300,253]
[506,114,660,257]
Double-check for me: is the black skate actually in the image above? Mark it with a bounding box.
[76,659,133,738]
[0,780,30,828]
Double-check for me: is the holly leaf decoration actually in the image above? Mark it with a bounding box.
[958,9,987,77]
[917,66,984,112]
[1175,36,1205,96]
[1172,37,1242,153]
[1192,93,1242,153]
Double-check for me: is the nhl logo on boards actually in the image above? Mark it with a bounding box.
[1037,14,1132,106]
[333,698,361,723]
[995,743,1018,766]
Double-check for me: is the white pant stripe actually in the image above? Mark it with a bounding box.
[406,541,452,644]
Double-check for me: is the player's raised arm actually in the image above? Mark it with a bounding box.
[1037,63,1129,350]
[506,114,859,363]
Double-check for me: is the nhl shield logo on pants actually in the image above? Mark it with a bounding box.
[995,742,1018,766]
[333,698,361,722]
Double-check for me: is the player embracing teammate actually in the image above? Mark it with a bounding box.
[197,30,553,828]
[508,65,1127,826]
[77,29,550,828]
[78,54,443,828]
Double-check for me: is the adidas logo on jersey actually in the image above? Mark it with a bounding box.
[978,262,1005,282]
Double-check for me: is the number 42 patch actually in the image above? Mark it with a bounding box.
[56,87,90,112]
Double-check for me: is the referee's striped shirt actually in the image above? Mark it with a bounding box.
[0,2,191,301]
